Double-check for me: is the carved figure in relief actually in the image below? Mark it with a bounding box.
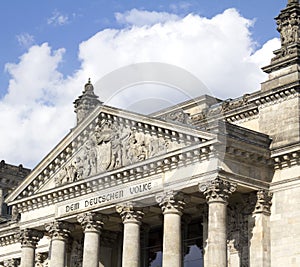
[81,139,97,177]
[55,118,183,186]
[70,239,83,267]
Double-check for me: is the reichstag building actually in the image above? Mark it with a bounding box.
[0,0,300,266]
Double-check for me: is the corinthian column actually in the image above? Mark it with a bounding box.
[156,191,187,267]
[45,221,73,267]
[199,178,236,267]
[77,212,105,267]
[116,203,144,267]
[19,229,43,267]
[249,190,272,267]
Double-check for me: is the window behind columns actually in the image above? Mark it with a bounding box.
[141,220,203,267]
[183,221,203,267]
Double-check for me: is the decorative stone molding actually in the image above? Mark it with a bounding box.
[3,259,20,267]
[19,229,43,248]
[199,178,237,204]
[116,203,144,224]
[273,149,300,169]
[69,239,83,267]
[227,200,253,265]
[271,0,300,61]
[253,190,273,215]
[255,89,299,109]
[159,109,192,125]
[45,221,74,241]
[35,252,49,267]
[156,191,188,215]
[77,212,105,233]
[0,233,19,246]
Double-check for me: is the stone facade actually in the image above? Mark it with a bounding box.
[0,1,300,266]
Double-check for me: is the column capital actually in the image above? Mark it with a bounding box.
[19,228,43,249]
[253,190,273,215]
[45,221,74,241]
[116,203,144,224]
[156,190,188,215]
[199,178,236,204]
[77,212,106,233]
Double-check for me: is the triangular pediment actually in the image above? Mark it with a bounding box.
[6,105,215,204]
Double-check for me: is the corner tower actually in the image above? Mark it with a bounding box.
[258,0,300,149]
[74,79,102,125]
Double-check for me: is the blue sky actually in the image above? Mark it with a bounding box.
[0,0,286,96]
[0,0,288,167]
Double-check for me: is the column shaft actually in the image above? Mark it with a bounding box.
[163,212,181,267]
[45,221,73,267]
[116,204,144,267]
[77,212,104,267]
[123,222,141,266]
[21,246,35,267]
[199,178,236,267]
[83,232,100,267]
[50,239,66,267]
[207,202,227,267]
[156,191,186,267]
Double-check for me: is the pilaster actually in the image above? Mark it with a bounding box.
[249,190,272,267]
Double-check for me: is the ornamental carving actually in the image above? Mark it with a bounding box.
[116,203,144,224]
[159,110,192,125]
[199,178,237,204]
[55,119,182,186]
[156,191,187,215]
[253,190,273,215]
[77,212,105,233]
[69,239,83,267]
[45,221,74,241]
[19,229,43,248]
[3,259,20,267]
[227,203,250,267]
[273,1,300,60]
[35,253,49,267]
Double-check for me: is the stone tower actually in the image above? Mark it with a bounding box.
[74,79,102,125]
[260,0,300,149]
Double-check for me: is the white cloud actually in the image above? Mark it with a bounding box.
[0,8,280,168]
[169,2,192,13]
[47,10,69,26]
[16,33,35,48]
[115,9,180,26]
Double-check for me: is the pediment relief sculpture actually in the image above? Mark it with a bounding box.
[55,118,183,186]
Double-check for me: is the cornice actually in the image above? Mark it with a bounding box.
[272,144,300,169]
